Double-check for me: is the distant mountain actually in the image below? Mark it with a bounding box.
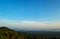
[50,29,60,31]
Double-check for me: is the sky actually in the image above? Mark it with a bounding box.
[0,0,60,30]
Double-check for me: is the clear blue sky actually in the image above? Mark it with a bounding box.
[0,0,60,30]
[0,0,60,21]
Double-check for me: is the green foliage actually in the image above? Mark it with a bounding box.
[0,27,31,39]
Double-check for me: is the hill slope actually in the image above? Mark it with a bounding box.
[0,27,29,39]
[0,27,60,39]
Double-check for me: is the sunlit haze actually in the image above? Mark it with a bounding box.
[0,0,60,30]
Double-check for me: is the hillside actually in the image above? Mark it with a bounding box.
[0,27,60,39]
[0,27,30,39]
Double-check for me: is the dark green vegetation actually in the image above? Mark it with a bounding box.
[0,27,60,39]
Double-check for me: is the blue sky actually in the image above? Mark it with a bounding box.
[0,0,60,30]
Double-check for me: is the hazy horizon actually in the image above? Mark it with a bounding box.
[0,0,60,30]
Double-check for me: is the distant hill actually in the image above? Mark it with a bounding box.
[0,26,12,30]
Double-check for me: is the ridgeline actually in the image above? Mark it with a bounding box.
[0,27,30,39]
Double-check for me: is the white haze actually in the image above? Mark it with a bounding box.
[0,19,60,30]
